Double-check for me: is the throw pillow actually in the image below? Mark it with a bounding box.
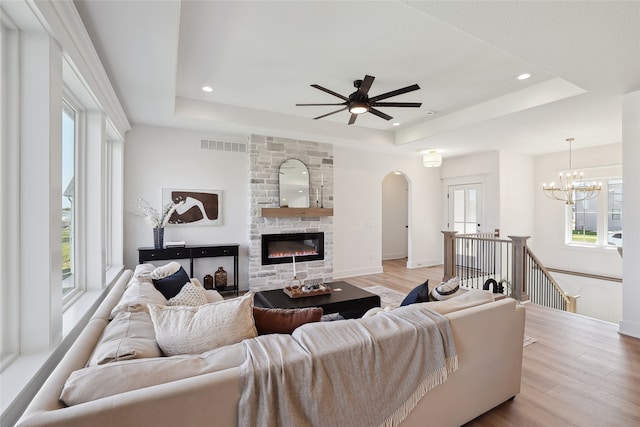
[252,306,323,335]
[152,266,191,300]
[431,277,462,301]
[147,292,257,356]
[150,261,182,280]
[167,281,208,306]
[400,279,430,306]
[133,263,156,279]
[204,289,224,303]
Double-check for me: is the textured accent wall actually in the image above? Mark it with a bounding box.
[248,135,333,290]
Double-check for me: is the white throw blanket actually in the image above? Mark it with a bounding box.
[239,305,457,427]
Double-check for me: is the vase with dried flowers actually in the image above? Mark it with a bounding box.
[136,198,184,249]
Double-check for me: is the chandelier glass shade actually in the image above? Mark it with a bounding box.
[422,151,442,168]
[542,138,601,205]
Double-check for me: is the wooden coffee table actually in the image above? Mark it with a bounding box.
[254,281,380,318]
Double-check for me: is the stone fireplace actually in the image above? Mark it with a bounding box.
[248,135,333,290]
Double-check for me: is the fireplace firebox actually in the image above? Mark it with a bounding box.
[261,232,324,265]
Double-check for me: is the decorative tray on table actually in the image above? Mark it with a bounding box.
[283,280,331,298]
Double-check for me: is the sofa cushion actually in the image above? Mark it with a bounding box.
[152,266,191,300]
[425,289,494,315]
[252,306,323,335]
[88,311,161,366]
[400,279,430,306]
[61,342,246,406]
[148,292,257,356]
[110,280,167,319]
[167,281,208,306]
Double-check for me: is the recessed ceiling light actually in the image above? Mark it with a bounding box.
[425,110,434,115]
[517,73,531,80]
[392,122,400,126]
[202,85,213,92]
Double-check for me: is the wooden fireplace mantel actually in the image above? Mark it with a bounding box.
[261,207,333,217]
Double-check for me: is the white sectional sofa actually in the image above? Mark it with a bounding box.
[18,265,526,427]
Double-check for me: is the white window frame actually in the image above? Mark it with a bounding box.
[0,9,20,371]
[61,89,86,308]
[566,177,622,249]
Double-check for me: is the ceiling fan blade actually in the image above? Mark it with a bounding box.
[357,75,375,96]
[296,103,347,106]
[368,108,393,121]
[369,84,420,102]
[311,84,349,101]
[370,102,422,108]
[348,113,358,125]
[313,106,348,120]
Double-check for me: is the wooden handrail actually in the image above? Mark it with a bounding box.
[525,247,579,313]
[544,267,622,283]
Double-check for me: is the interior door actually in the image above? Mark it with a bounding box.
[448,183,482,234]
[448,183,483,272]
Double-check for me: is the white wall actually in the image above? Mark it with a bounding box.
[440,151,500,233]
[532,143,622,278]
[498,151,535,239]
[333,146,442,278]
[621,90,640,338]
[382,173,408,260]
[123,125,250,288]
[123,127,443,287]
[438,149,535,238]
[552,273,622,323]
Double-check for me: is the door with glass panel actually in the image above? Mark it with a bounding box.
[448,184,483,273]
[448,184,482,234]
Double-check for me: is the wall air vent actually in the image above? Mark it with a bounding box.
[200,139,247,153]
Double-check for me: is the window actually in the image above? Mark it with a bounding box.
[607,179,623,245]
[62,101,76,297]
[0,13,19,370]
[569,178,622,247]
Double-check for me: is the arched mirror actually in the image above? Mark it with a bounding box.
[279,159,309,208]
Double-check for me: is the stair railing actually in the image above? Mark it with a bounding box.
[524,247,578,312]
[442,230,578,313]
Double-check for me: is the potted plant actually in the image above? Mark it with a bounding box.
[136,198,184,249]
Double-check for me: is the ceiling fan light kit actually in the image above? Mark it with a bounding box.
[348,100,369,114]
[296,74,422,125]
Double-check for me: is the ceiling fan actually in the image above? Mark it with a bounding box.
[296,74,422,125]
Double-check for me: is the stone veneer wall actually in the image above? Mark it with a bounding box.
[249,135,333,291]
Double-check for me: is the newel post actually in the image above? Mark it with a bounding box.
[508,236,530,302]
[442,231,458,281]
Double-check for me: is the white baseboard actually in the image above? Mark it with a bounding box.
[406,258,442,269]
[619,320,640,339]
[333,265,383,279]
[382,252,407,261]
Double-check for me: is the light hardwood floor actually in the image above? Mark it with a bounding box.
[343,259,640,427]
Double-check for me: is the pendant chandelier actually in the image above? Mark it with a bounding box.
[542,138,601,205]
